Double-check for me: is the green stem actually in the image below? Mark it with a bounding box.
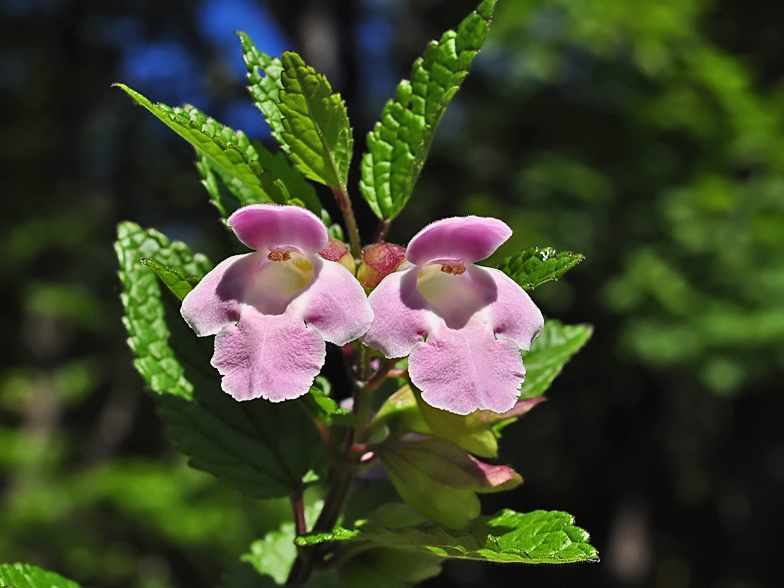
[332,187,362,261]
[285,345,385,586]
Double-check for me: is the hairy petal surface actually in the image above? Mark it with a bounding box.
[484,267,544,350]
[181,253,255,336]
[407,216,512,266]
[409,320,526,415]
[289,257,374,345]
[229,203,328,254]
[211,308,325,402]
[363,269,435,358]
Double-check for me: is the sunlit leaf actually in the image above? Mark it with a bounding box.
[360,0,497,220]
[0,563,82,588]
[520,320,593,400]
[301,377,357,426]
[141,258,200,301]
[297,509,598,564]
[278,52,353,191]
[497,246,585,291]
[239,31,287,149]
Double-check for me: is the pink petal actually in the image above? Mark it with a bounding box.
[406,216,512,266]
[483,267,544,350]
[287,258,374,346]
[362,269,437,358]
[180,253,255,336]
[409,320,526,415]
[181,251,317,335]
[228,204,328,254]
[211,308,325,401]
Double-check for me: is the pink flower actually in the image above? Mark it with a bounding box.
[362,217,544,415]
[181,204,373,402]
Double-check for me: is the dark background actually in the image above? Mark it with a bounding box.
[2,0,783,587]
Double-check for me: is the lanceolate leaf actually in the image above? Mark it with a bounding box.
[360,0,497,220]
[497,246,585,291]
[116,222,212,400]
[520,320,593,400]
[116,85,271,201]
[118,85,324,220]
[116,222,328,498]
[0,564,83,588]
[278,52,353,191]
[141,257,201,301]
[239,31,287,150]
[297,509,599,564]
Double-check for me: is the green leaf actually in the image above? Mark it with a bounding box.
[253,142,322,213]
[412,385,498,458]
[497,246,585,291]
[520,320,593,400]
[278,52,353,191]
[297,509,598,564]
[141,257,201,301]
[241,523,298,585]
[0,563,82,588]
[300,377,357,426]
[116,222,212,400]
[116,222,328,498]
[360,0,497,220]
[116,85,276,205]
[239,31,287,150]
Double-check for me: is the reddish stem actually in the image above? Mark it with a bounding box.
[291,489,307,537]
[332,187,362,261]
[363,358,398,392]
[374,218,391,243]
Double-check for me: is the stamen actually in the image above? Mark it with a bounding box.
[268,251,292,262]
[440,263,466,275]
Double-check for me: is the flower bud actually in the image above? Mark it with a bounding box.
[414,385,546,458]
[357,242,407,293]
[318,237,356,273]
[376,436,522,529]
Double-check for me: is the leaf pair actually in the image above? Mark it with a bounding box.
[240,0,498,224]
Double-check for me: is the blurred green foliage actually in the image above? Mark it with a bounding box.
[440,0,784,395]
[1,0,783,586]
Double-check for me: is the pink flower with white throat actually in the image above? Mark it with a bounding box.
[181,204,373,402]
[362,216,544,415]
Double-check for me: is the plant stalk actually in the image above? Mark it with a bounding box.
[332,187,362,261]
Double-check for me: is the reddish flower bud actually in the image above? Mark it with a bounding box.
[319,237,356,273]
[357,242,407,293]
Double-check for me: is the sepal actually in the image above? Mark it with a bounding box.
[375,436,522,529]
[319,237,356,273]
[357,242,407,293]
